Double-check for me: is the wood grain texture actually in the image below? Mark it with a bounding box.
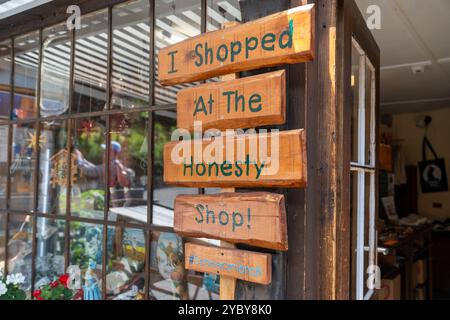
[174,192,288,250]
[177,70,286,132]
[163,129,307,188]
[184,243,272,285]
[158,4,315,85]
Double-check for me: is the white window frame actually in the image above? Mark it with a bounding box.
[351,38,377,301]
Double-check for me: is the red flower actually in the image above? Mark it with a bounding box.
[59,274,69,288]
[50,281,59,288]
[32,289,42,299]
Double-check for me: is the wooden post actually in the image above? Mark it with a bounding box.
[218,22,240,301]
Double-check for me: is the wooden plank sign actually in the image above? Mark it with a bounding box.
[177,70,286,132]
[158,4,315,86]
[163,129,307,188]
[184,243,272,285]
[174,192,288,250]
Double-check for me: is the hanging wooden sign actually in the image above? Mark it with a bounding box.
[163,129,307,188]
[158,4,315,86]
[177,70,286,132]
[184,243,272,285]
[174,192,287,250]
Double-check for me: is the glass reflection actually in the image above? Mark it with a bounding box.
[13,31,39,120]
[37,120,68,215]
[9,123,37,211]
[0,39,12,120]
[0,213,5,273]
[40,23,71,117]
[155,0,201,105]
[108,112,148,224]
[106,226,146,299]
[71,117,106,220]
[111,0,150,110]
[34,218,66,288]
[69,221,103,298]
[152,110,198,227]
[7,214,33,294]
[0,123,8,209]
[73,9,108,114]
[207,0,242,31]
[149,231,218,300]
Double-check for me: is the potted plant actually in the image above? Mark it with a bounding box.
[0,272,27,300]
[32,274,81,300]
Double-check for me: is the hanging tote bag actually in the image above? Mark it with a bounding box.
[418,136,449,193]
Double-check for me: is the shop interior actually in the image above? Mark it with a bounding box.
[355,0,450,300]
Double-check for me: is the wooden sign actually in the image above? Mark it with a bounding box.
[174,193,287,250]
[184,243,272,285]
[163,129,306,188]
[158,4,315,86]
[177,70,286,132]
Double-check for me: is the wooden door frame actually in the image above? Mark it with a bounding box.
[286,0,380,299]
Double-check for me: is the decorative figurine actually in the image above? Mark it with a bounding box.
[83,260,101,300]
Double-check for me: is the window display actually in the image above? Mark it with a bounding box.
[37,120,69,215]
[108,112,149,224]
[71,117,106,220]
[9,123,37,212]
[13,31,39,120]
[0,39,11,120]
[7,214,33,296]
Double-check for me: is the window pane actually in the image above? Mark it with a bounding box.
[207,0,242,31]
[13,31,39,120]
[7,214,33,295]
[0,213,5,273]
[69,221,103,298]
[0,123,8,209]
[71,117,106,220]
[0,39,12,120]
[365,61,374,166]
[155,0,201,105]
[111,0,150,110]
[108,112,149,224]
[9,123,37,211]
[152,110,197,227]
[149,231,219,300]
[37,120,68,214]
[73,9,108,114]
[41,23,71,117]
[351,43,360,163]
[34,218,66,288]
[106,226,146,299]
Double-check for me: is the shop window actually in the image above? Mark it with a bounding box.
[111,0,151,110]
[149,231,219,300]
[106,226,146,299]
[9,123,37,212]
[69,221,103,294]
[207,0,241,31]
[0,122,8,210]
[350,39,377,300]
[152,110,198,227]
[0,39,12,120]
[70,117,106,220]
[154,0,201,105]
[0,211,5,274]
[13,31,39,120]
[108,112,149,225]
[40,23,71,117]
[72,9,109,114]
[37,120,69,215]
[7,214,33,296]
[34,218,66,288]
